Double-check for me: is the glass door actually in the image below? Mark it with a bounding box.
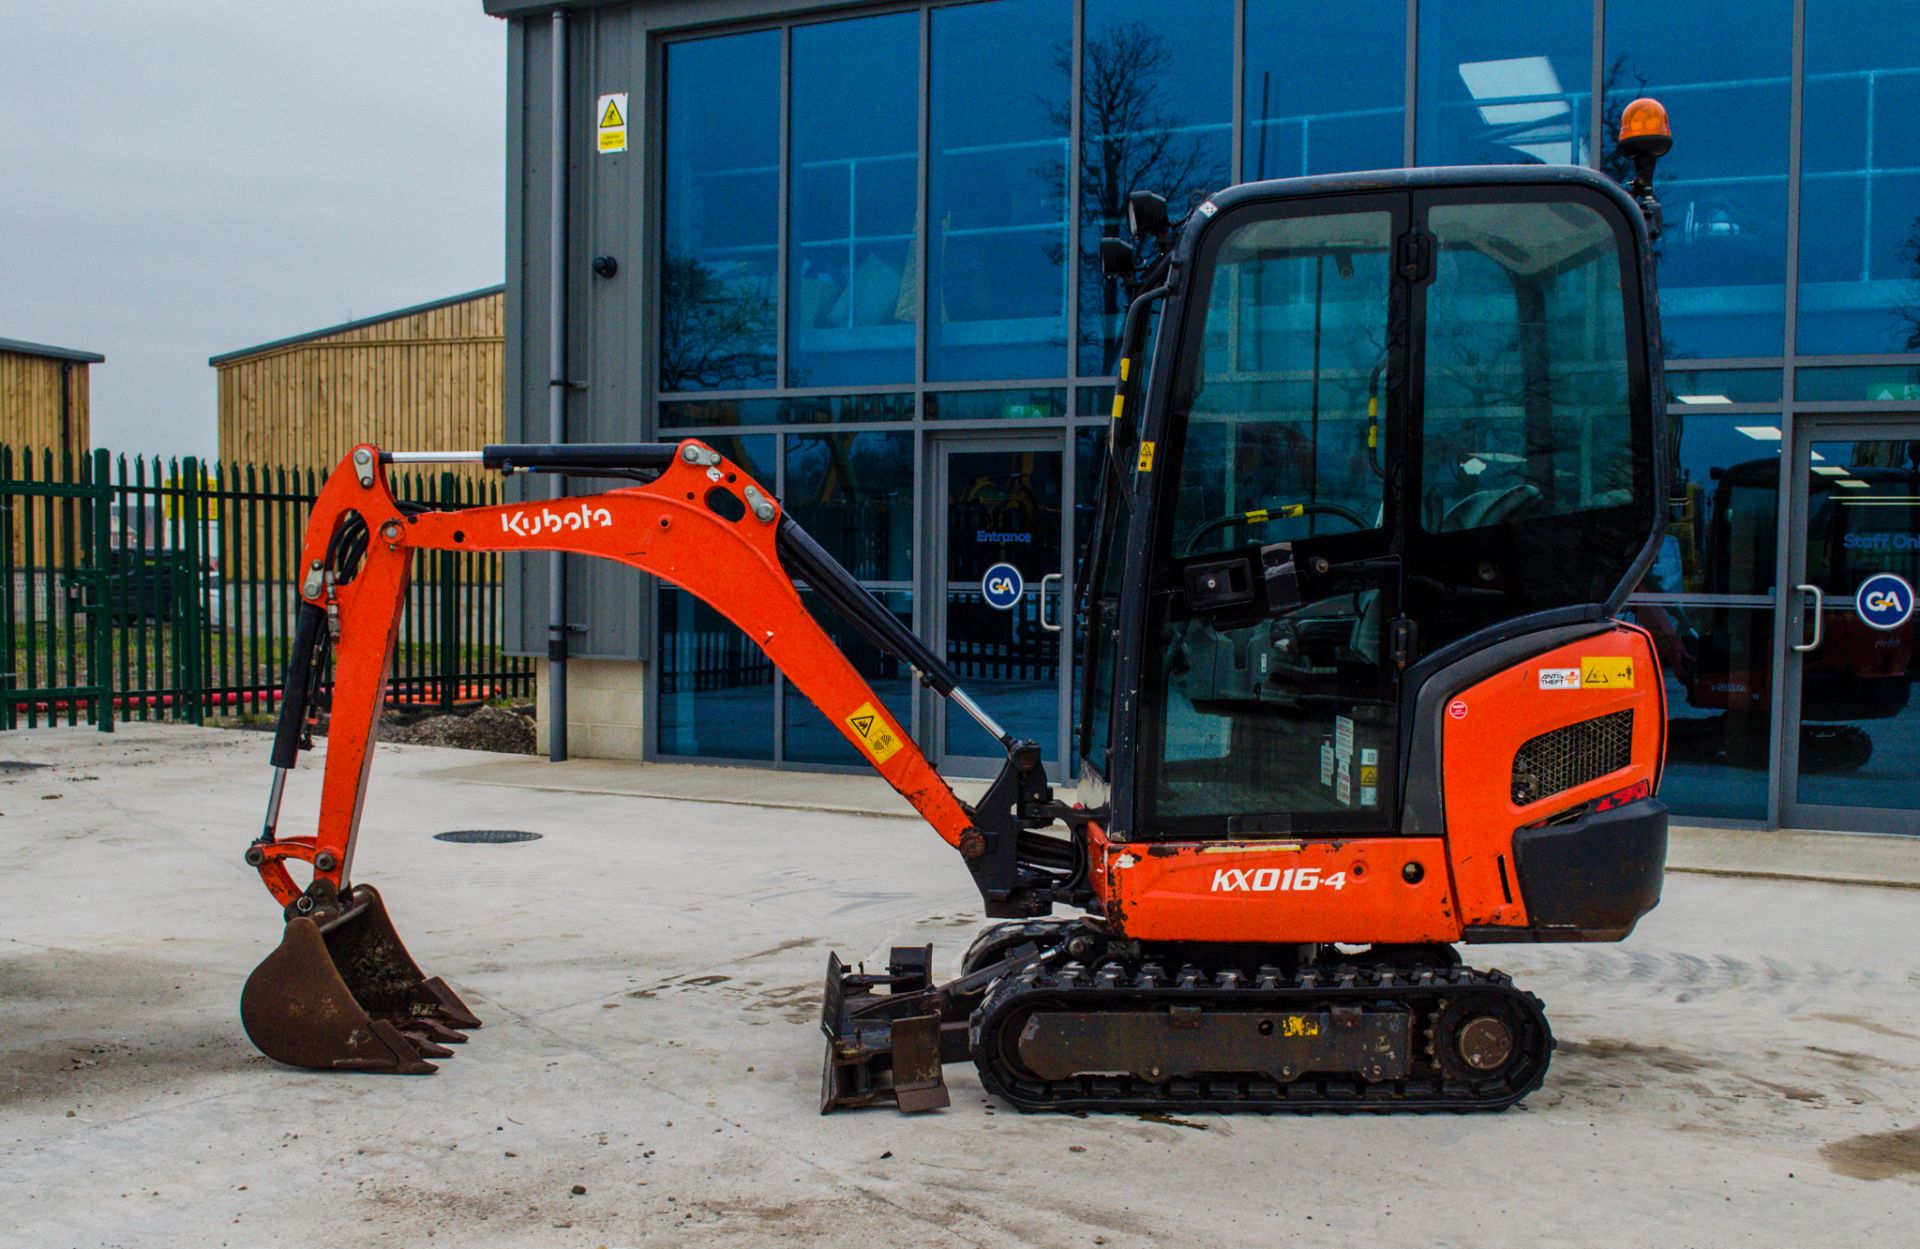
[931,435,1069,776]
[1781,419,1920,833]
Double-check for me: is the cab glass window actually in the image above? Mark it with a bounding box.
[1419,199,1635,534]
[1170,209,1396,560]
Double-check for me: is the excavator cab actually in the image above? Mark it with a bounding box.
[241,106,1678,1117]
[1086,169,1664,848]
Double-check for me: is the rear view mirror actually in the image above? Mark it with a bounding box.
[1100,236,1135,279]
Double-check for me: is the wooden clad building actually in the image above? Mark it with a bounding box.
[211,285,505,471]
[0,337,102,457]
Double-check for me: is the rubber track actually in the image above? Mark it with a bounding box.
[970,960,1554,1114]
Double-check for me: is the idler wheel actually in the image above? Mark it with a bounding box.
[1456,1014,1515,1072]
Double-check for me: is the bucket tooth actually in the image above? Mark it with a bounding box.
[410,1019,470,1045]
[240,883,479,1074]
[395,1031,455,1060]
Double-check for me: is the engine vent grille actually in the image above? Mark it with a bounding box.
[1511,711,1634,806]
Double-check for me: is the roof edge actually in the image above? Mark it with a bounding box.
[209,283,506,367]
[0,337,105,365]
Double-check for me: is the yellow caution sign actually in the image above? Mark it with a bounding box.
[596,92,628,154]
[1137,440,1155,472]
[1581,656,1636,688]
[845,701,904,764]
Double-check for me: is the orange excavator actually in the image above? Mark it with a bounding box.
[241,104,1678,1114]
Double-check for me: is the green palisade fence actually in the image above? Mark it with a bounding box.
[0,446,533,731]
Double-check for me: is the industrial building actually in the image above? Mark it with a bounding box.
[481,0,1920,835]
[0,336,101,458]
[211,286,505,471]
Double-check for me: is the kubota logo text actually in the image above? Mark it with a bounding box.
[501,503,615,537]
[1211,866,1348,893]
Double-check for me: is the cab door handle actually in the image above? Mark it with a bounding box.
[1791,584,1824,652]
[1039,573,1063,632]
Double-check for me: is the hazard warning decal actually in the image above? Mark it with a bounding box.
[596,93,628,154]
[845,701,904,764]
[1580,656,1635,688]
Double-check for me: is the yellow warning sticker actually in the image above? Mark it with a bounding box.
[1581,656,1636,688]
[1280,1015,1321,1038]
[596,92,628,154]
[1360,765,1379,786]
[1137,440,1156,472]
[845,701,904,764]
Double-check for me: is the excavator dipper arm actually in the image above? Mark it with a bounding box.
[239,438,1071,1083]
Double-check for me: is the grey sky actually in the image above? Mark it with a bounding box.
[0,1,505,459]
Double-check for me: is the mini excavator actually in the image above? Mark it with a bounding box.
[242,103,1678,1114]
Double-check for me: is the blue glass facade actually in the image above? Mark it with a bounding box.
[1244,0,1404,181]
[788,13,920,388]
[647,1,1920,827]
[1798,1,1920,355]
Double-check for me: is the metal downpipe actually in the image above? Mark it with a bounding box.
[546,6,569,762]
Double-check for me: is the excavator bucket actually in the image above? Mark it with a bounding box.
[240,884,480,1073]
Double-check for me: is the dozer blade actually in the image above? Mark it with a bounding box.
[241,884,480,1074]
[819,947,954,1114]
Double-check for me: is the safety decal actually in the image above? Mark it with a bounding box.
[1580,657,1635,688]
[597,93,628,154]
[1137,440,1155,472]
[845,701,903,764]
[1447,699,1469,720]
[1539,667,1582,690]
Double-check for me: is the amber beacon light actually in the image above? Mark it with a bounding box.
[1617,97,1673,156]
[1616,96,1672,236]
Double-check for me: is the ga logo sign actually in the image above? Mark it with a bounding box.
[982,563,1024,610]
[1856,572,1915,631]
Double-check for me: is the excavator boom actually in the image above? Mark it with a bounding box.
[241,436,1067,1078]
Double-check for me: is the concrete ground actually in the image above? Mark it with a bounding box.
[2,726,1917,1249]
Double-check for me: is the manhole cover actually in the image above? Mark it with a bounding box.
[434,829,543,844]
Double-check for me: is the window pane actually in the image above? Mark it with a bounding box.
[1243,0,1406,181]
[661,32,780,391]
[1070,425,1108,770]
[1604,0,1790,359]
[1624,604,1772,820]
[789,13,919,388]
[1416,1,1592,167]
[1076,385,1116,415]
[785,590,916,765]
[926,388,1067,421]
[1804,438,1920,590]
[1667,368,1783,405]
[1078,0,1233,376]
[929,0,1072,381]
[1796,364,1920,402]
[783,431,914,580]
[657,589,776,760]
[661,392,914,429]
[1798,1,1920,355]
[1641,415,1781,596]
[1420,200,1634,530]
[1795,440,1920,813]
[1170,208,1396,559]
